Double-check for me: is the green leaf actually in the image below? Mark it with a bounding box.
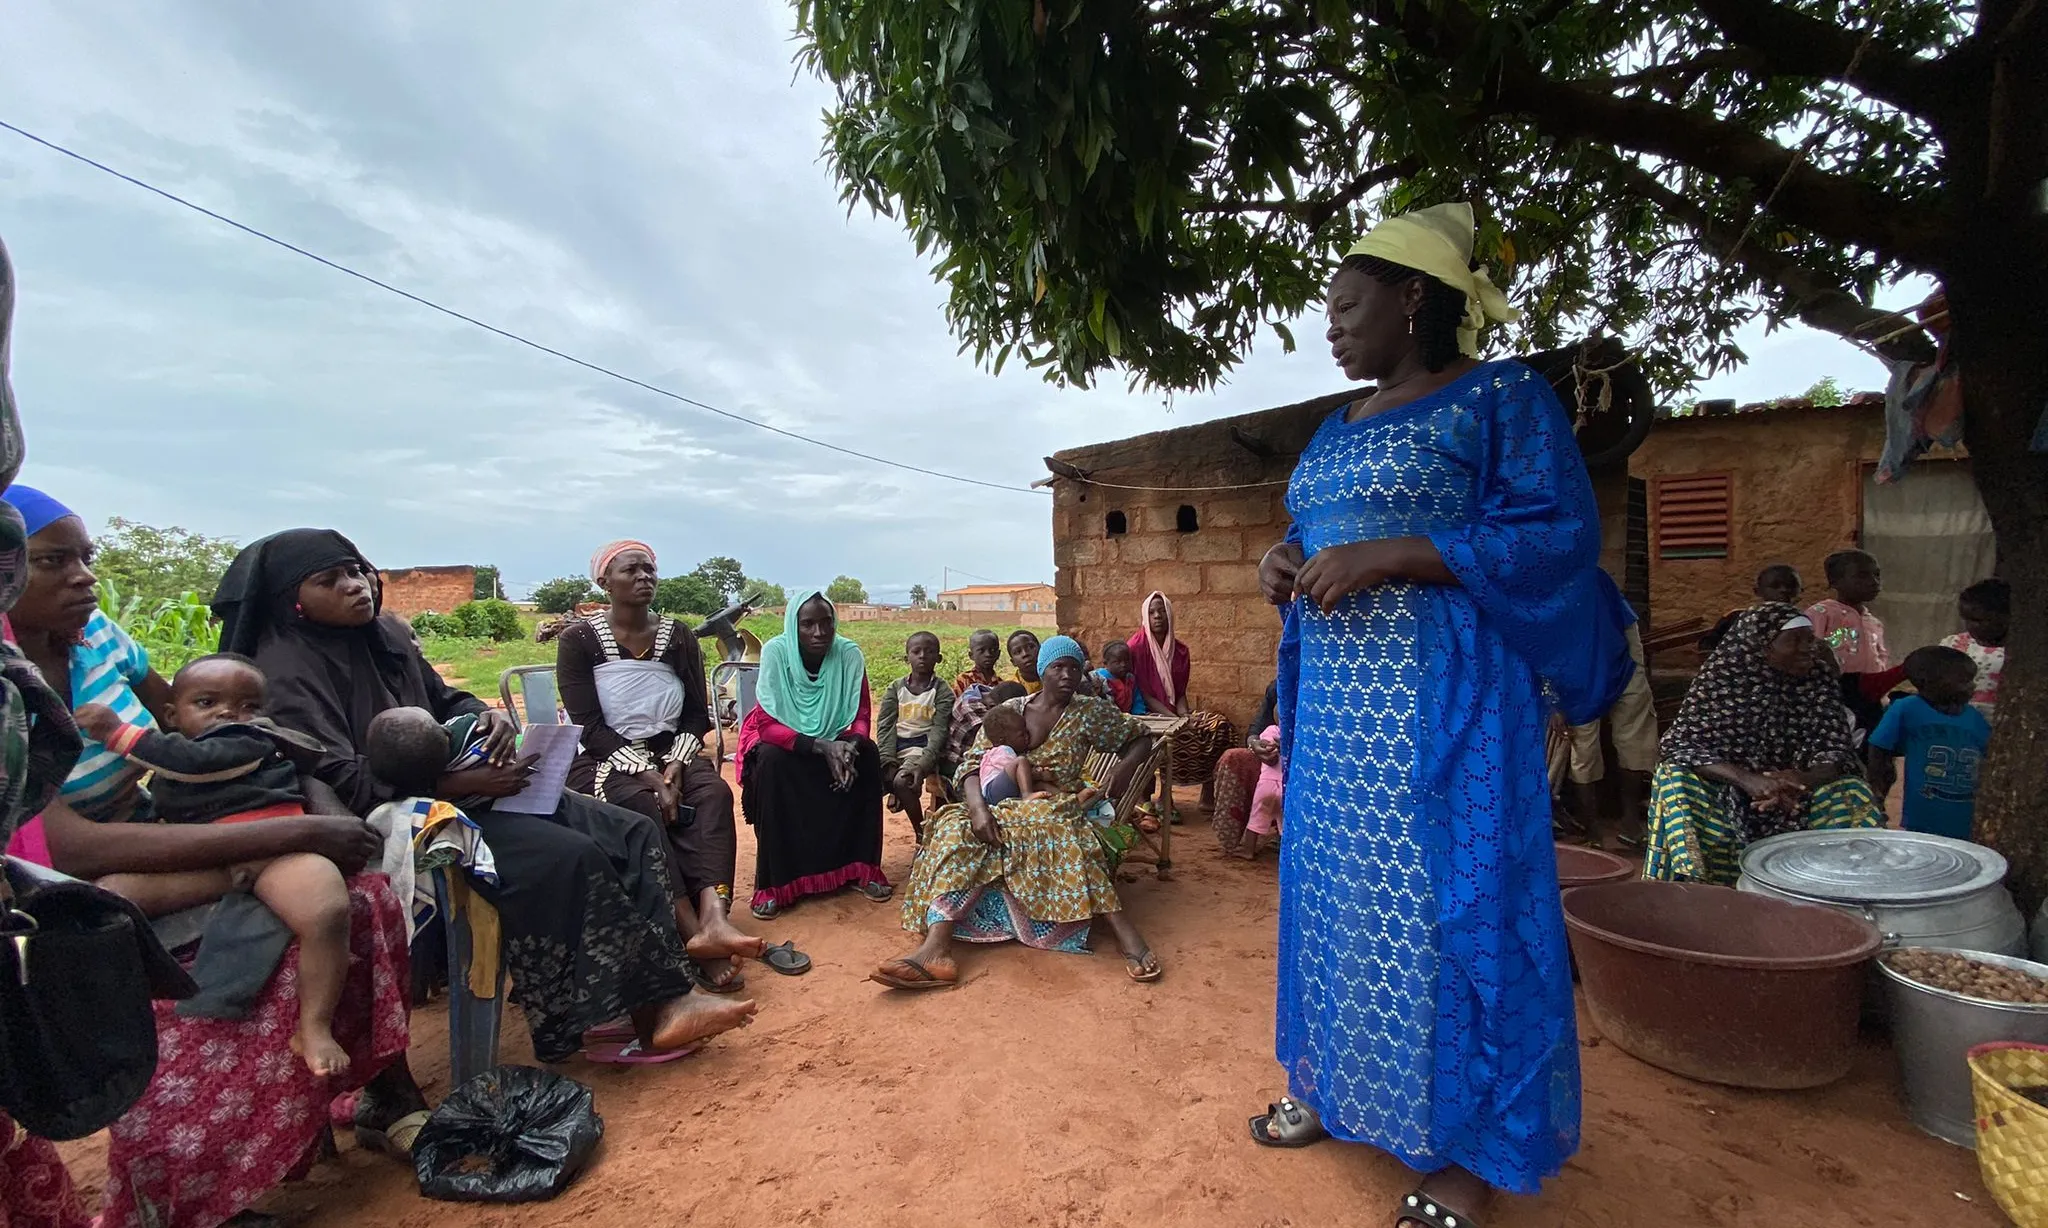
[1273,320,1296,353]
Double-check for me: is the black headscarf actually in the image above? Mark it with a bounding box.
[212,528,484,811]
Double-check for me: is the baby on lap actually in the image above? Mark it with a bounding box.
[78,652,356,1076]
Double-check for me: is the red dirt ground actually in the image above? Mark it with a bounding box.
[57,779,2005,1227]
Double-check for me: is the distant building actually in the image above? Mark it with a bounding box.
[379,565,477,617]
[938,582,1057,613]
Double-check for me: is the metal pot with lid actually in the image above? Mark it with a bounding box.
[1737,829,2025,956]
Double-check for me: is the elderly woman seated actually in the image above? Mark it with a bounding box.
[874,635,1163,990]
[1644,602,1884,884]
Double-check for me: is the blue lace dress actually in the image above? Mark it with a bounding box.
[1274,360,1629,1194]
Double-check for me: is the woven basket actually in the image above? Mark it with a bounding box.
[1969,1042,2048,1227]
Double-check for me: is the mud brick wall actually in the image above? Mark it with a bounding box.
[1053,389,1635,732]
[379,565,476,617]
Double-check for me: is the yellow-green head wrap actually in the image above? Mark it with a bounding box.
[1345,202,1519,357]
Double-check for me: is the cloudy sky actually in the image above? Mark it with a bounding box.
[0,2,1910,602]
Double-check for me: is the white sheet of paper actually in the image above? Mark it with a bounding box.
[494,723,581,815]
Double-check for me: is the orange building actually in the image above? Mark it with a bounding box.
[938,582,1057,613]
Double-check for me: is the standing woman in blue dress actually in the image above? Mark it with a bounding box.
[1248,203,1631,1228]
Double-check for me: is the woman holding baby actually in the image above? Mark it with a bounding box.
[876,635,1162,990]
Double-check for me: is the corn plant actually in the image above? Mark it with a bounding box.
[97,579,221,673]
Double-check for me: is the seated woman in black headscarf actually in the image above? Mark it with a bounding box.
[212,528,759,1061]
[558,539,763,991]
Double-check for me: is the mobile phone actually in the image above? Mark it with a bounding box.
[673,804,697,829]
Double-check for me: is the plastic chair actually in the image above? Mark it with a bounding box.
[434,864,505,1086]
[710,661,760,768]
[499,665,561,726]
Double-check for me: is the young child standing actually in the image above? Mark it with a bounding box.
[75,653,356,1076]
[877,631,952,841]
[1699,564,1802,654]
[1942,577,2009,720]
[1094,640,1148,714]
[952,630,1003,695]
[1808,550,1889,673]
[1006,630,1043,693]
[1809,549,1898,738]
[1867,646,1991,841]
[1232,723,1284,859]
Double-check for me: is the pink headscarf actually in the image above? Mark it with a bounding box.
[1128,590,1188,710]
[590,539,656,582]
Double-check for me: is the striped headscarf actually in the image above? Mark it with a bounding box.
[590,540,655,582]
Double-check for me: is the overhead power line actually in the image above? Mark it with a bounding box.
[0,118,1042,495]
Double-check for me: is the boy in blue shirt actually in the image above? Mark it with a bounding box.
[1867,645,1992,841]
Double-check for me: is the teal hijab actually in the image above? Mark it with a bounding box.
[756,589,866,739]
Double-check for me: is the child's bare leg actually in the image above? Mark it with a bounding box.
[96,869,237,917]
[250,853,353,1077]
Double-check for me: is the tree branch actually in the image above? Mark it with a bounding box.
[1303,158,1421,232]
[1598,154,1937,364]
[1608,48,1772,93]
[1691,0,1954,120]
[1337,0,1951,269]
[1190,158,1421,232]
[1490,67,1950,269]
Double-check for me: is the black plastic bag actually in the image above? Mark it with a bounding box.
[414,1065,604,1202]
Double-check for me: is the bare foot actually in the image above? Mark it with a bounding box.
[648,993,758,1051]
[686,920,768,963]
[291,1026,351,1078]
[1230,831,1262,860]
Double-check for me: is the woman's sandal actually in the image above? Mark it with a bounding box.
[859,881,894,903]
[750,898,782,921]
[869,955,956,991]
[1395,1190,1482,1228]
[689,959,748,995]
[354,1108,431,1160]
[582,1039,700,1065]
[1247,1097,1326,1148]
[1125,947,1163,983]
[758,939,812,976]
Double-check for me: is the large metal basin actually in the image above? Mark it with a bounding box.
[1564,880,1881,1089]
[1878,948,2048,1148]
[1739,830,2024,955]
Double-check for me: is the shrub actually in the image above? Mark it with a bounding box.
[452,599,524,642]
[412,610,464,638]
[532,576,600,614]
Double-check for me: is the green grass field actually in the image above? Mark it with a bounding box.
[422,613,1035,696]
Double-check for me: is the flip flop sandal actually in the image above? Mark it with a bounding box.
[583,1039,700,1065]
[584,1019,637,1044]
[1395,1190,1482,1228]
[689,959,748,994]
[1247,1097,1326,1148]
[758,940,812,976]
[354,1108,431,1160]
[1126,949,1164,983]
[860,881,895,903]
[750,898,782,921]
[869,956,955,991]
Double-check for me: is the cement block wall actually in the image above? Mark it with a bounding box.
[380,566,476,618]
